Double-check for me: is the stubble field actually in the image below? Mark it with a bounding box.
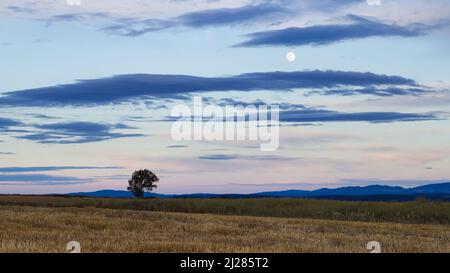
[0,196,448,253]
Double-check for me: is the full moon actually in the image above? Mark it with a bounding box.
[286,52,296,62]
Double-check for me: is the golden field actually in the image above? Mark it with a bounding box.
[0,196,448,253]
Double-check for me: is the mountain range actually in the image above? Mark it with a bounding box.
[66,182,450,202]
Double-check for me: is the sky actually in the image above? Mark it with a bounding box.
[1,0,450,194]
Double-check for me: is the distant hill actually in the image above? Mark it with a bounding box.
[258,185,407,197]
[257,183,450,197]
[409,183,450,194]
[65,182,450,202]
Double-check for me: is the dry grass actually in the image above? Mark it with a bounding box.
[0,195,449,225]
[0,205,449,253]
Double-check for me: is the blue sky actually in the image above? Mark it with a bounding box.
[1,0,450,194]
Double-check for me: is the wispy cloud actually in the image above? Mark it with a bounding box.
[102,2,291,36]
[0,166,122,173]
[165,101,439,124]
[307,86,430,97]
[178,3,290,27]
[0,117,23,128]
[0,117,24,133]
[7,5,38,15]
[32,0,367,37]
[279,109,438,123]
[167,145,189,148]
[17,122,144,144]
[198,154,298,161]
[46,12,110,23]
[0,174,92,186]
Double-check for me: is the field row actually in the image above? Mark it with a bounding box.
[0,195,449,224]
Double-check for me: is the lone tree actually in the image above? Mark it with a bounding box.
[127,169,159,198]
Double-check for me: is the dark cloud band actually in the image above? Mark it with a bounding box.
[235,15,429,47]
[0,70,424,107]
